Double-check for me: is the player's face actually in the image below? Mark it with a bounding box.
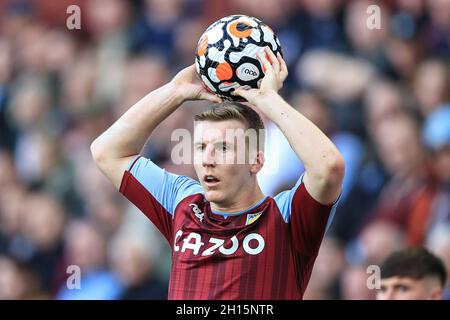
[193,120,262,205]
[376,276,442,300]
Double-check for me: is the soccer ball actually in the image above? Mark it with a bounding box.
[195,15,283,100]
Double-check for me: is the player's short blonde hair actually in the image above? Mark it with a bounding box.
[194,102,265,151]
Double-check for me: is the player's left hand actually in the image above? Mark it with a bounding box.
[232,47,288,104]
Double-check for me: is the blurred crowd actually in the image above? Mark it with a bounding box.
[0,0,449,300]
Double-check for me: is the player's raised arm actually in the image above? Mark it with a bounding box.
[90,65,221,189]
[233,48,345,205]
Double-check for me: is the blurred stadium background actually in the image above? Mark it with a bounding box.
[0,0,449,300]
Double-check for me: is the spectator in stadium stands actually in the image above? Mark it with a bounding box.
[424,0,450,57]
[368,114,438,245]
[421,106,450,234]
[426,224,450,300]
[259,90,363,201]
[303,236,346,300]
[110,232,167,299]
[0,255,45,299]
[19,193,65,294]
[377,247,447,300]
[340,264,374,300]
[56,220,121,300]
[413,59,450,118]
[357,221,406,266]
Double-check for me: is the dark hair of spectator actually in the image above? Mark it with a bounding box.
[381,248,447,287]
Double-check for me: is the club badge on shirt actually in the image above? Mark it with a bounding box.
[246,211,263,225]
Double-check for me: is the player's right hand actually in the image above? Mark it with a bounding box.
[171,64,222,103]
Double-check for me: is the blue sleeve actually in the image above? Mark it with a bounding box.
[126,156,203,215]
[274,173,340,233]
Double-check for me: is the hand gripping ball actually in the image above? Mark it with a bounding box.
[195,15,283,100]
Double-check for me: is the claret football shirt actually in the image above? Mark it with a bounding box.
[120,156,338,300]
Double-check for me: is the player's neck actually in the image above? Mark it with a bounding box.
[210,186,265,214]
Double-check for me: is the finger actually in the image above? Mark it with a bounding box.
[265,47,280,75]
[232,88,252,100]
[277,52,288,81]
[257,52,273,75]
[200,91,222,103]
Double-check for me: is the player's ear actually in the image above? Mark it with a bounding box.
[250,150,264,174]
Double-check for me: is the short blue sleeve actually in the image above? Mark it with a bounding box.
[274,173,340,233]
[126,156,203,215]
